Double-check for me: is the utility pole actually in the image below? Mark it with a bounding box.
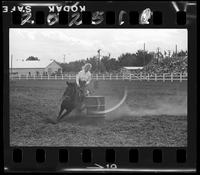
[157,47,160,59]
[63,54,66,63]
[157,47,160,54]
[97,49,101,73]
[175,44,177,58]
[108,52,111,59]
[11,54,13,75]
[143,43,146,66]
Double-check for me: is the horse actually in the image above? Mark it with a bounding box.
[56,81,86,122]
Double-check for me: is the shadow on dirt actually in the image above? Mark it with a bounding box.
[62,115,105,126]
[41,114,105,126]
[41,117,57,124]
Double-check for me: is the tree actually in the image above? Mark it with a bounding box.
[86,56,98,72]
[26,56,39,61]
[177,50,187,57]
[118,53,137,66]
[135,50,153,66]
[101,56,119,72]
[164,51,167,57]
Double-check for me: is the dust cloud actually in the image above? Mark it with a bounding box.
[104,94,187,120]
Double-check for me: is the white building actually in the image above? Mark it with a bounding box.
[10,60,62,76]
[45,60,63,75]
[120,66,144,74]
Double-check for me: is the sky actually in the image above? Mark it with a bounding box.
[10,28,187,67]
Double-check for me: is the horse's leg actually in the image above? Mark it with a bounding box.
[57,108,73,121]
[57,107,65,121]
[80,103,86,111]
[80,103,87,115]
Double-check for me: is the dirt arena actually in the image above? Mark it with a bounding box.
[9,80,187,147]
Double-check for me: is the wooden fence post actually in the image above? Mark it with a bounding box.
[62,74,63,80]
[116,74,118,80]
[69,74,71,80]
[185,73,188,81]
[155,74,157,81]
[110,74,112,80]
[41,75,42,80]
[180,73,182,82]
[140,72,142,81]
[96,74,98,80]
[55,75,57,80]
[123,73,124,80]
[171,73,173,82]
[147,74,149,81]
[129,74,131,81]
[163,73,165,82]
[26,74,28,80]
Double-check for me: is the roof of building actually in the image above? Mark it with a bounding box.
[123,66,144,70]
[46,60,62,68]
[11,60,60,69]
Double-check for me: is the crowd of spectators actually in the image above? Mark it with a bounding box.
[142,56,187,75]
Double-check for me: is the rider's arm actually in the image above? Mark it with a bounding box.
[76,72,80,87]
[86,72,92,85]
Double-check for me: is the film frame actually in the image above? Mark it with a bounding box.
[2,1,197,173]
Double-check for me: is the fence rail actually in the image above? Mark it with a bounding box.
[10,73,188,82]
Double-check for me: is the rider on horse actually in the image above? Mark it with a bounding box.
[76,63,92,97]
[56,63,92,122]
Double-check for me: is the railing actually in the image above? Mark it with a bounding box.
[10,73,188,82]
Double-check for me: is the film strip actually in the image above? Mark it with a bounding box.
[2,1,197,173]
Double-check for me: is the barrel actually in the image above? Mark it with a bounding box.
[84,96,105,117]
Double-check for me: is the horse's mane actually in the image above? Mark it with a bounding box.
[62,82,77,100]
[61,81,85,105]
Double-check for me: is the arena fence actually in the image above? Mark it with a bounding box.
[10,73,188,82]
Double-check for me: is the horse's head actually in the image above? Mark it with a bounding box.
[62,81,77,99]
[64,81,84,103]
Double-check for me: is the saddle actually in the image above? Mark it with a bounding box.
[77,80,87,101]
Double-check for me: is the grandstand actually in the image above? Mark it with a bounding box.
[143,56,187,74]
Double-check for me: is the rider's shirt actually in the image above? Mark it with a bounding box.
[76,70,92,86]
